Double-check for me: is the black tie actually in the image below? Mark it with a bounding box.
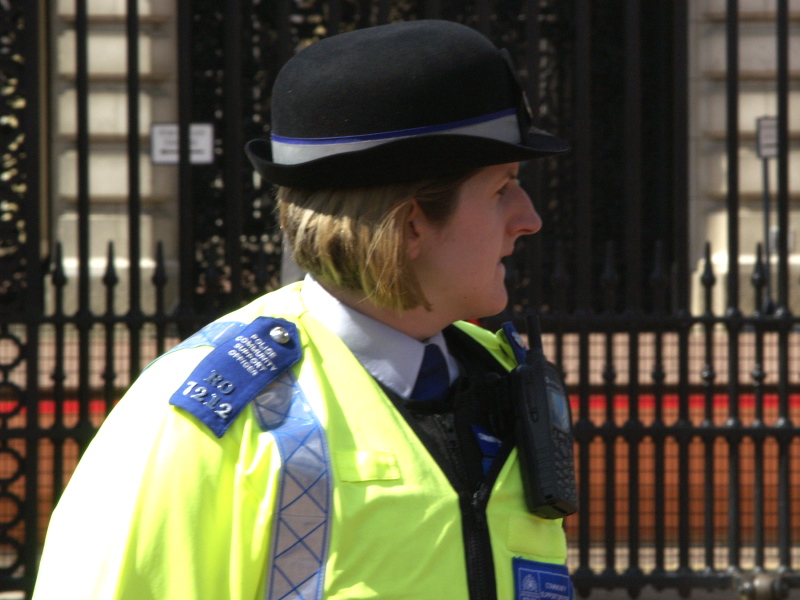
[411,344,450,402]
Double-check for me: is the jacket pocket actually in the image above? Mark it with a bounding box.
[334,451,401,482]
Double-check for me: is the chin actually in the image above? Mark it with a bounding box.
[464,294,509,321]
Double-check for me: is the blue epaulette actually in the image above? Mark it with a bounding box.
[501,321,529,365]
[168,316,302,437]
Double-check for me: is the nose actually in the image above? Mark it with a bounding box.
[509,182,542,236]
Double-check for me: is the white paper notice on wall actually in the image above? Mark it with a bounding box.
[151,123,215,165]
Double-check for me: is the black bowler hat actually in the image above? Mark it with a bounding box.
[246,20,568,189]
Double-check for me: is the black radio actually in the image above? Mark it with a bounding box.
[510,314,578,519]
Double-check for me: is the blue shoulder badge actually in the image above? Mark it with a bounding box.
[169,317,302,437]
[501,321,529,365]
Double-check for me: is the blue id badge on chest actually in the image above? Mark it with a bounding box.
[513,558,573,600]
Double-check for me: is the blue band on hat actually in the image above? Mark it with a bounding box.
[270,109,521,166]
[271,108,516,145]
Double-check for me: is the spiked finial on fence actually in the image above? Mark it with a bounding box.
[152,241,168,355]
[751,243,775,316]
[701,242,716,315]
[50,242,68,318]
[103,242,118,316]
[102,242,118,289]
[152,241,167,290]
[752,243,767,316]
[51,242,67,288]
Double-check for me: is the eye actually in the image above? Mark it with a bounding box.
[498,178,520,195]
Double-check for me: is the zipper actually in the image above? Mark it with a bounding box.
[461,441,514,600]
[462,484,494,600]
[435,414,472,486]
[431,412,498,599]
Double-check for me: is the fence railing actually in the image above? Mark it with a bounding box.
[537,243,799,598]
[10,235,798,599]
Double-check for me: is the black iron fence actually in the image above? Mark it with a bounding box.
[0,0,797,598]
[505,250,800,598]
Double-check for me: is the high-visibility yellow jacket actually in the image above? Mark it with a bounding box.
[33,282,569,600]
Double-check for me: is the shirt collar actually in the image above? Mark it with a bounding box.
[300,275,459,399]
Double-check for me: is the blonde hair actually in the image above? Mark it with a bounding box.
[277,172,474,311]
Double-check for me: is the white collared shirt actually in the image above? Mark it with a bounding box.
[300,275,460,399]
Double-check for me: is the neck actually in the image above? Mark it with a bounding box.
[317,281,450,341]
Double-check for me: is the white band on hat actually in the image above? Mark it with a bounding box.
[270,109,520,165]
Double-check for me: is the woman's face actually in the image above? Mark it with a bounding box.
[408,162,542,322]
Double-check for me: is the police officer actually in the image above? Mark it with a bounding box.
[33,20,571,600]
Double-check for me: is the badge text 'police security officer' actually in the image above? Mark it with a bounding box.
[169,317,302,437]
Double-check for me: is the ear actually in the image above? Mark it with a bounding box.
[404,200,426,261]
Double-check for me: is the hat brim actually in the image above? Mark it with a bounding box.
[246,129,568,189]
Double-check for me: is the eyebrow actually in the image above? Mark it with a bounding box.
[492,165,517,184]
